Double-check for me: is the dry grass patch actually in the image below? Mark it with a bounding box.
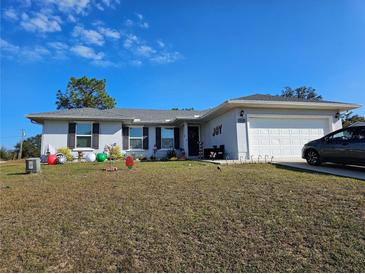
[0,160,364,272]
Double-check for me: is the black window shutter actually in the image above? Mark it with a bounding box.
[143,127,149,150]
[122,126,129,150]
[92,123,99,149]
[174,127,180,149]
[67,123,76,149]
[156,127,161,149]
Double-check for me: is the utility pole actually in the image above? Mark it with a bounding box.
[18,129,25,160]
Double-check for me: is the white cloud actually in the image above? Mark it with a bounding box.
[122,33,182,65]
[98,27,120,40]
[3,8,18,21]
[20,0,32,7]
[92,59,119,67]
[67,14,77,23]
[135,13,143,20]
[95,3,104,11]
[130,59,142,66]
[22,46,51,61]
[20,11,62,33]
[94,0,121,11]
[136,45,156,57]
[124,19,134,27]
[71,45,104,60]
[150,51,182,64]
[0,39,20,55]
[0,39,50,61]
[123,33,140,49]
[102,0,112,6]
[125,13,149,29]
[47,41,68,50]
[140,22,149,29]
[72,25,104,46]
[1,3,181,67]
[156,40,165,48]
[43,0,91,15]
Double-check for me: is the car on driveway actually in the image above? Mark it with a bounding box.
[302,125,365,166]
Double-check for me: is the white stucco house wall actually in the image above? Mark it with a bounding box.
[27,94,360,160]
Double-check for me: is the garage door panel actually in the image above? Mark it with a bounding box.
[248,117,329,159]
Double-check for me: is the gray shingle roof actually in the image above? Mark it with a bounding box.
[106,108,208,122]
[27,108,127,119]
[231,94,348,104]
[27,94,359,123]
[27,107,208,123]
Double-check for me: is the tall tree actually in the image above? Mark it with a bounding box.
[14,134,41,159]
[56,76,116,109]
[0,147,14,160]
[281,86,322,100]
[341,111,365,127]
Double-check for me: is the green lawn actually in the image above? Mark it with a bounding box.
[0,160,364,272]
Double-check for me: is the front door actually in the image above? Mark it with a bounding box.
[188,126,199,156]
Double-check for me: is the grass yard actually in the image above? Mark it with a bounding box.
[0,160,364,272]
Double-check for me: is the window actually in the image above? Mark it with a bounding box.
[353,128,365,142]
[129,127,143,149]
[161,128,174,149]
[76,123,92,148]
[330,129,354,142]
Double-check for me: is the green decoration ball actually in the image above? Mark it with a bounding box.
[96,153,107,162]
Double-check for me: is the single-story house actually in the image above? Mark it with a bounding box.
[27,94,360,160]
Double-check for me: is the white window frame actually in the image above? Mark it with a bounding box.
[161,127,175,149]
[75,122,93,148]
[129,126,144,150]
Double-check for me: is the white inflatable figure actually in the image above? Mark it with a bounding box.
[85,152,96,162]
[57,155,67,164]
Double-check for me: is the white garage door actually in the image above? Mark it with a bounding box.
[248,117,330,159]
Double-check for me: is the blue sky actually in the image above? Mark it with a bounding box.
[1,0,365,148]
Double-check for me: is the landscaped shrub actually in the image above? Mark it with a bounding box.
[56,147,73,161]
[109,145,123,160]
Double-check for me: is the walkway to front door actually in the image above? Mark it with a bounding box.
[188,126,199,156]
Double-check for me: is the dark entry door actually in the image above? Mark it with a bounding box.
[188,126,199,156]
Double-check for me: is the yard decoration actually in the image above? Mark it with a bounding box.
[103,143,119,172]
[46,144,56,155]
[125,155,134,170]
[85,152,96,162]
[40,155,48,163]
[56,153,67,164]
[96,153,107,162]
[47,154,57,165]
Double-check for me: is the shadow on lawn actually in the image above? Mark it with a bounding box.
[6,172,29,176]
[273,164,325,176]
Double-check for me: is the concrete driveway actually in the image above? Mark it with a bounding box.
[274,161,365,181]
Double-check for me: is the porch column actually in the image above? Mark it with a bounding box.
[183,122,189,157]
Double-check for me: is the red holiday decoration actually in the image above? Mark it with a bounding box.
[47,154,57,165]
[125,155,134,169]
